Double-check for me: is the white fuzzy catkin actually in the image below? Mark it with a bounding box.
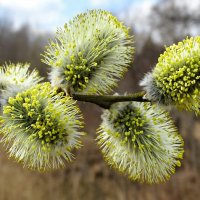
[140,36,200,114]
[1,83,84,171]
[97,102,184,184]
[0,63,43,108]
[42,9,134,94]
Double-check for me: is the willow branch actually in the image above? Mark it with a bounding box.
[72,91,151,109]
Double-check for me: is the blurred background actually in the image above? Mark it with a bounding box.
[0,0,200,199]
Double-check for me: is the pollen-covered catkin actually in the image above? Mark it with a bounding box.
[97,102,184,184]
[42,9,134,94]
[1,82,84,171]
[140,36,200,114]
[0,63,43,108]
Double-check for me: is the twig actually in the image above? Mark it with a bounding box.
[72,91,151,109]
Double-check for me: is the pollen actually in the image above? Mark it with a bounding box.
[1,82,84,171]
[42,9,134,94]
[97,101,184,184]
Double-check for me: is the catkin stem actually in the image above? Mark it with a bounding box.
[72,91,151,109]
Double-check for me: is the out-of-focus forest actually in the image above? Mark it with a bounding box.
[0,0,200,199]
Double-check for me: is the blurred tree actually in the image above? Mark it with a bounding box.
[150,0,200,44]
[0,18,49,77]
[118,0,200,92]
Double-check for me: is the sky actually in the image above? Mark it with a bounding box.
[0,0,157,32]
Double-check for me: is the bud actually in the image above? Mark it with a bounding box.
[140,37,200,114]
[0,63,43,108]
[42,10,134,94]
[97,102,184,183]
[1,83,84,171]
